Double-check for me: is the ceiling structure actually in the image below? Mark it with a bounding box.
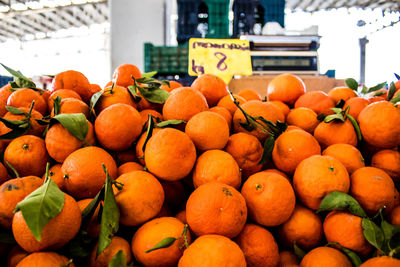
[0,0,398,43]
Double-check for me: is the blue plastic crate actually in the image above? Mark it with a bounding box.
[0,76,12,88]
[260,0,285,27]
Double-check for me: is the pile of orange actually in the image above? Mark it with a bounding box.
[0,63,399,267]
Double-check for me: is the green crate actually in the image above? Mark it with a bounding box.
[144,43,189,74]
[203,0,230,39]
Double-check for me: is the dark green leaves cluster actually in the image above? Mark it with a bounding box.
[127,72,170,104]
[0,103,37,139]
[1,63,37,89]
[323,107,362,142]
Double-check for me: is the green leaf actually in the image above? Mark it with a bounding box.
[108,250,127,267]
[388,82,396,100]
[81,187,103,230]
[347,114,362,142]
[127,85,142,103]
[258,136,274,165]
[293,241,306,260]
[145,237,177,253]
[0,127,29,140]
[361,85,369,94]
[155,120,186,128]
[326,242,362,267]
[395,73,400,80]
[89,90,104,117]
[137,86,170,104]
[362,218,384,251]
[345,78,358,91]
[14,177,65,241]
[97,165,120,256]
[368,82,387,93]
[52,113,88,141]
[142,115,155,152]
[317,113,326,121]
[61,259,74,267]
[5,106,26,115]
[335,99,345,108]
[390,94,400,104]
[53,96,62,116]
[324,113,345,123]
[372,90,387,97]
[382,220,397,242]
[0,117,27,129]
[317,191,367,218]
[0,63,36,89]
[141,71,157,78]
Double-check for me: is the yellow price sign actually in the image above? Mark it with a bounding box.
[188,38,252,84]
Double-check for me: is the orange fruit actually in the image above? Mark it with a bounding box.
[77,198,101,238]
[115,149,138,165]
[137,90,162,112]
[89,83,102,96]
[192,149,241,189]
[267,73,306,105]
[0,85,13,116]
[117,162,143,176]
[264,101,286,122]
[160,180,186,210]
[323,211,372,256]
[358,101,400,148]
[286,107,319,133]
[89,236,132,267]
[300,247,352,267]
[209,106,232,130]
[175,210,187,224]
[278,204,323,250]
[112,63,141,88]
[160,80,183,92]
[131,217,191,267]
[139,109,163,128]
[360,256,400,267]
[45,120,96,163]
[191,74,228,107]
[0,162,8,185]
[272,129,321,175]
[224,132,263,175]
[7,88,47,115]
[144,128,196,181]
[12,193,81,252]
[328,87,358,104]
[233,100,283,141]
[269,100,290,118]
[178,234,246,267]
[322,144,365,175]
[95,85,137,114]
[293,155,350,210]
[294,91,335,115]
[238,89,262,101]
[42,164,65,191]
[235,223,280,267]
[217,94,246,116]
[368,89,388,99]
[52,70,92,102]
[371,149,400,181]
[15,252,75,267]
[343,97,370,121]
[62,146,117,199]
[162,87,208,121]
[135,128,162,165]
[47,89,82,113]
[389,205,400,225]
[114,171,164,226]
[314,119,358,148]
[262,168,289,179]
[0,176,42,229]
[185,111,229,151]
[241,172,295,227]
[350,167,398,215]
[7,245,28,267]
[51,97,90,119]
[95,103,142,151]
[186,182,247,238]
[4,135,49,177]
[279,250,299,267]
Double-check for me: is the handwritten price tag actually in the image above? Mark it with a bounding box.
[188,38,253,84]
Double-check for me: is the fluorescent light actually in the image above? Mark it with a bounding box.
[11,3,28,11]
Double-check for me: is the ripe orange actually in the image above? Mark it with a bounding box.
[0,176,42,229]
[328,87,358,104]
[7,245,28,267]
[139,109,163,128]
[42,164,65,191]
[185,111,229,151]
[269,100,290,118]
[241,172,295,227]
[51,97,90,119]
[272,129,321,175]
[0,162,7,185]
[238,89,262,101]
[0,85,13,116]
[89,236,132,267]
[0,107,46,139]
[293,155,350,210]
[178,235,246,267]
[144,128,196,181]
[322,144,365,175]
[235,223,280,267]
[15,252,75,267]
[45,120,96,163]
[7,88,47,115]
[186,182,247,238]
[160,80,183,92]
[314,119,358,148]
[389,205,400,225]
[95,103,142,151]
[160,180,186,210]
[358,101,400,148]
[371,149,400,182]
[4,135,49,177]
[279,250,299,267]
[95,85,137,114]
[131,217,191,267]
[192,149,241,189]
[89,83,102,97]
[47,89,81,113]
[112,63,141,88]
[217,94,246,116]
[117,162,143,176]
[323,211,372,256]
[162,87,209,121]
[77,198,101,238]
[209,106,232,130]
[191,74,228,107]
[114,170,164,226]
[286,107,319,133]
[343,97,370,121]
[267,73,306,105]
[294,91,335,115]
[12,193,81,252]
[360,256,400,267]
[350,167,398,215]
[62,146,117,199]
[135,128,162,165]
[115,149,138,165]
[264,101,286,122]
[278,204,323,250]
[52,70,92,101]
[300,247,352,267]
[175,210,187,224]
